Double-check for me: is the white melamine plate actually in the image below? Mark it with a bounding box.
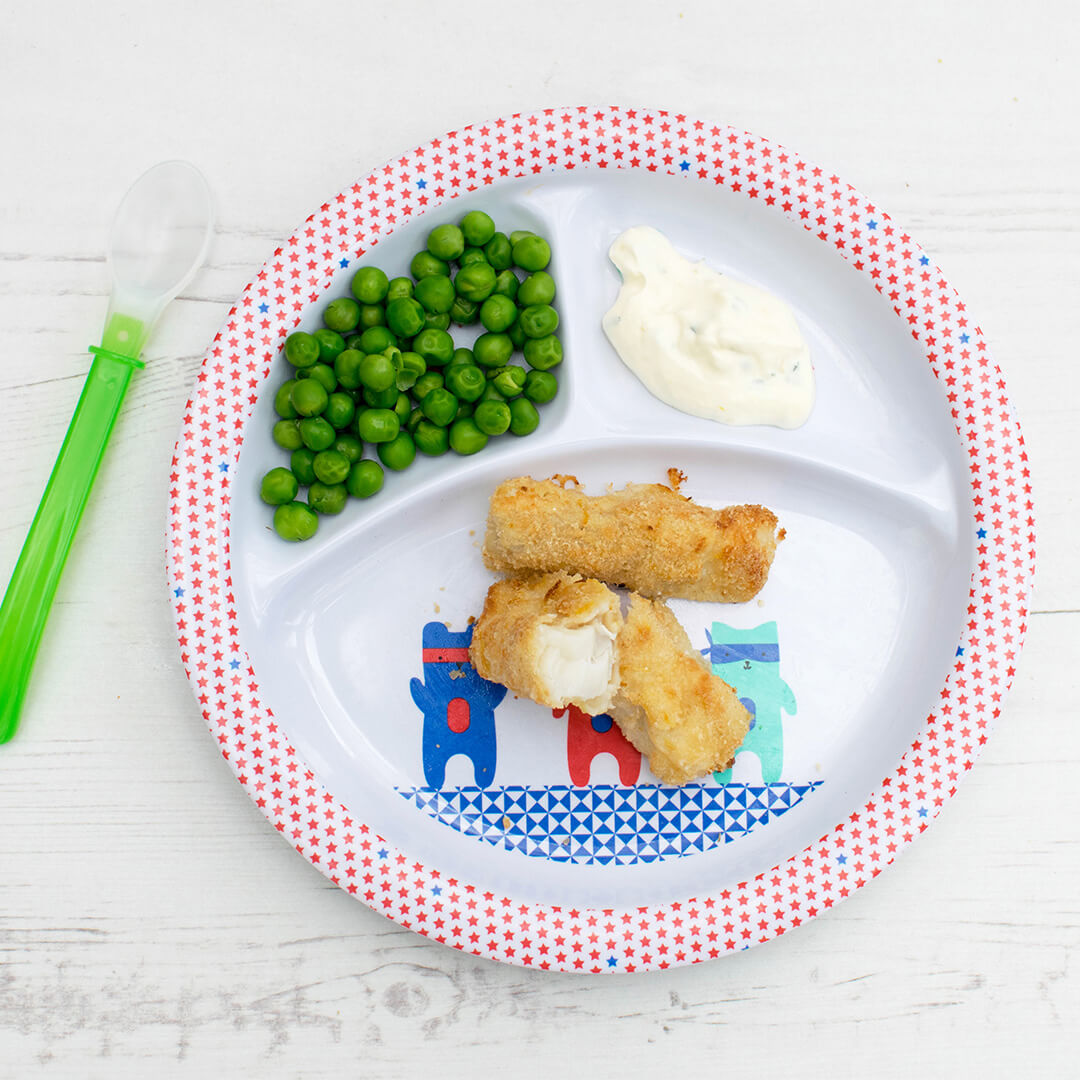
[169,107,1034,972]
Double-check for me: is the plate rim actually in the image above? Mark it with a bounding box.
[166,105,1036,973]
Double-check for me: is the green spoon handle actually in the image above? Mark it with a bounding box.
[0,346,143,743]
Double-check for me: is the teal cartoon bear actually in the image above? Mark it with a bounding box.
[705,622,796,784]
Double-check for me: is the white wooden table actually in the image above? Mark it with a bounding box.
[1,2,1076,1075]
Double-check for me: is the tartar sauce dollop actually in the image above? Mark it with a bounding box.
[602,226,815,429]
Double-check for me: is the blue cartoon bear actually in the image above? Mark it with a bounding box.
[410,622,507,789]
[704,621,797,784]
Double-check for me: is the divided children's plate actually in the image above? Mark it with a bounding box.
[167,107,1035,972]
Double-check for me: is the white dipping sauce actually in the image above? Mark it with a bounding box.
[602,225,815,428]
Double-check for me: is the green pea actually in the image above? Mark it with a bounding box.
[393,392,412,425]
[308,482,348,515]
[346,459,384,499]
[302,363,337,394]
[414,420,449,456]
[274,380,299,419]
[313,449,350,485]
[333,433,363,465]
[444,364,486,402]
[480,294,518,333]
[454,262,497,302]
[513,235,551,272]
[523,334,563,371]
[412,328,455,366]
[424,311,451,331]
[455,400,474,420]
[449,296,479,324]
[518,271,556,306]
[518,304,559,338]
[509,397,540,436]
[386,276,414,301]
[507,321,527,350]
[363,385,399,408]
[491,365,526,398]
[484,232,512,270]
[357,408,400,444]
[452,347,474,366]
[291,379,328,417]
[334,348,364,390]
[313,328,346,364]
[473,332,514,369]
[324,391,356,430]
[421,387,459,427]
[509,230,535,245]
[358,304,385,330]
[415,275,456,314]
[474,400,512,436]
[323,297,361,333]
[274,501,318,541]
[359,326,396,353]
[394,350,426,392]
[299,416,335,451]
[260,466,298,505]
[524,369,558,403]
[410,251,450,280]
[345,334,364,351]
[461,210,496,246]
[351,266,389,305]
[358,352,396,393]
[386,297,425,338]
[458,247,488,267]
[449,417,488,455]
[411,371,444,401]
[284,331,319,368]
[290,448,317,485]
[427,223,465,261]
[492,269,519,300]
[479,381,506,404]
[377,430,416,471]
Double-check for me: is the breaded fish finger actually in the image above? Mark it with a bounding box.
[609,594,751,785]
[469,571,622,715]
[482,476,780,602]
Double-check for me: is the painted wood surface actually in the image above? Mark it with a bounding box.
[1,1,1076,1075]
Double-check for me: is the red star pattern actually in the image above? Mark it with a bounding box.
[166,107,1036,974]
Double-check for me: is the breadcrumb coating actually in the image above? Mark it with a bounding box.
[483,476,780,602]
[609,593,751,785]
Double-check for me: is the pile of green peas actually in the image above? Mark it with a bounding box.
[260,210,562,541]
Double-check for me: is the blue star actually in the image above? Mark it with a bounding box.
[977,527,987,539]
[607,955,618,968]
[378,848,389,859]
[960,333,969,343]
[218,462,229,473]
[867,219,877,230]
[417,179,427,189]
[837,854,847,864]
[918,807,928,818]
[174,586,184,598]
[258,302,268,313]
[339,258,349,269]
[920,255,930,265]
[956,646,964,657]
[431,884,441,896]
[679,160,690,171]
[230,659,240,670]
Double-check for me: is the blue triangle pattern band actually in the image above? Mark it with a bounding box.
[395,782,823,865]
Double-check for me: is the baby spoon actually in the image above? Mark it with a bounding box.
[0,161,213,742]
